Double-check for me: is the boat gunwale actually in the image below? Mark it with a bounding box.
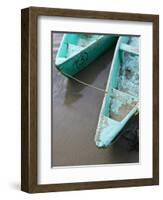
[94,37,122,145]
[97,36,123,120]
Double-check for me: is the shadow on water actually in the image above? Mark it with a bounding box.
[107,114,139,164]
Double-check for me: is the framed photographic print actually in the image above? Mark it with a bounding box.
[21,7,159,193]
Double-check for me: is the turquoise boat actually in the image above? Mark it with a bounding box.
[95,36,139,148]
[55,33,118,76]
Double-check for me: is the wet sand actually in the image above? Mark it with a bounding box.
[52,33,139,167]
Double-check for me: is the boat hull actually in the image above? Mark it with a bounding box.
[95,36,139,148]
[55,34,118,76]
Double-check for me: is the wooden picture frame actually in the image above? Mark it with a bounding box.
[21,6,159,193]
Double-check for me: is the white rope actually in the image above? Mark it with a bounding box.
[60,71,108,94]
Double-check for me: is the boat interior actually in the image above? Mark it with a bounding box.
[103,36,139,122]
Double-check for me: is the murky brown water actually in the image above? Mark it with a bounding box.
[52,33,139,167]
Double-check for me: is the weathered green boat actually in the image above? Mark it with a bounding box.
[55,33,118,76]
[95,36,139,148]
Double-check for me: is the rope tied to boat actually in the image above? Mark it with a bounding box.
[60,71,108,95]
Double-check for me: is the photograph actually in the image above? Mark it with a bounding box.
[52,32,139,167]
